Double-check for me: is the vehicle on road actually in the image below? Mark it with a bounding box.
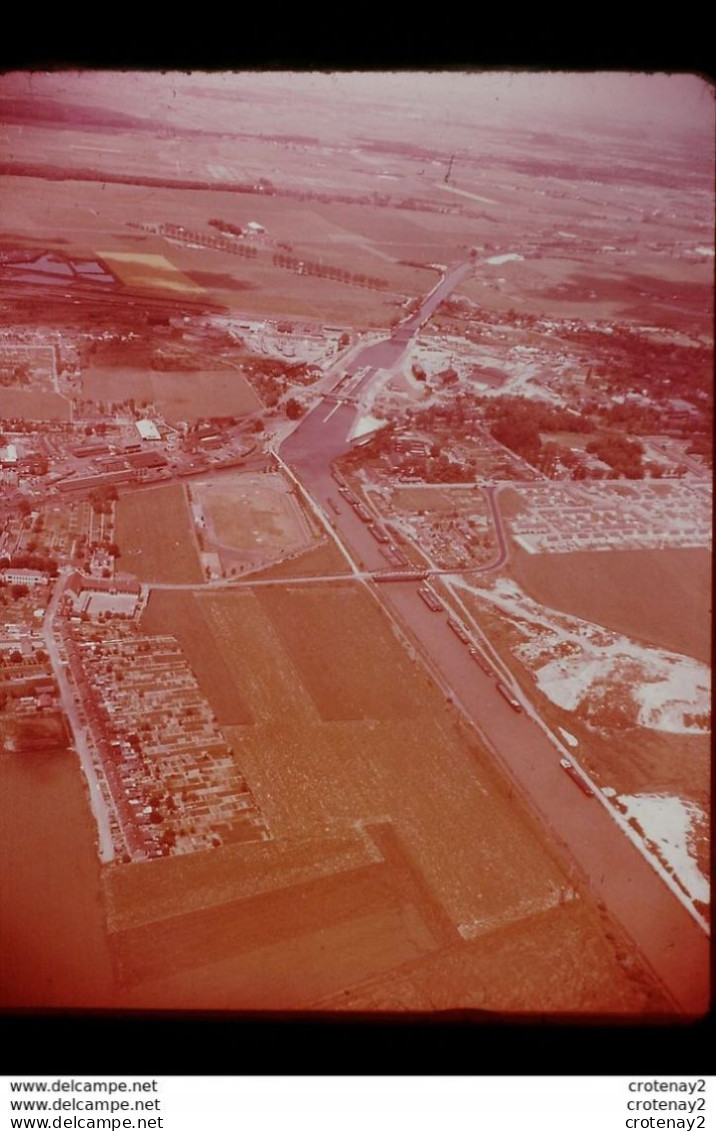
[559,758,595,797]
[354,503,373,522]
[496,682,522,711]
[327,497,341,514]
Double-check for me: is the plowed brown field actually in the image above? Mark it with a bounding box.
[111,580,671,1012]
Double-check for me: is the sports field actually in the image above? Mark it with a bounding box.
[196,473,310,554]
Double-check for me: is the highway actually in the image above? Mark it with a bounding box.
[278,258,710,1016]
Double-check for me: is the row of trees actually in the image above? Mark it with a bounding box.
[271,253,388,290]
[88,485,118,515]
[0,363,32,386]
[0,551,58,576]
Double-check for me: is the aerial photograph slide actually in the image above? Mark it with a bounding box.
[0,71,711,1031]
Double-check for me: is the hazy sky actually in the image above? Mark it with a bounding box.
[282,71,715,133]
[1,69,712,145]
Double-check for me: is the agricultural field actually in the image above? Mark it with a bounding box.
[115,482,203,584]
[0,388,70,421]
[0,712,69,755]
[391,485,484,514]
[247,537,352,581]
[140,589,253,725]
[456,252,714,330]
[452,570,710,904]
[81,365,156,406]
[98,251,204,295]
[109,858,438,1002]
[104,830,377,933]
[313,894,664,1013]
[0,748,115,1008]
[82,365,260,422]
[255,584,425,722]
[115,580,670,1011]
[509,545,712,663]
[1,177,441,329]
[152,369,260,421]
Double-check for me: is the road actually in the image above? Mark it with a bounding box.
[42,576,115,863]
[278,258,710,1016]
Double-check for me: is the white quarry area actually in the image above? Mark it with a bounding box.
[350,366,399,433]
[617,793,709,905]
[349,412,390,441]
[484,253,525,265]
[449,575,710,911]
[450,576,711,735]
[221,317,340,366]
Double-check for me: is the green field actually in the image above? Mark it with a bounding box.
[0,388,70,421]
[247,538,352,580]
[0,712,69,754]
[255,584,424,722]
[140,589,253,724]
[115,482,203,584]
[511,546,712,662]
[83,366,260,422]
